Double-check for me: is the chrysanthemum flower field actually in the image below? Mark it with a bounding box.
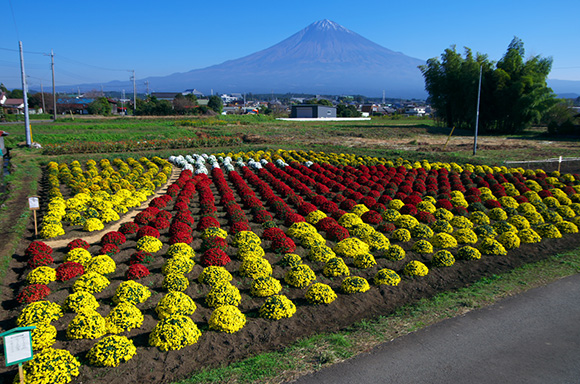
[1,150,579,384]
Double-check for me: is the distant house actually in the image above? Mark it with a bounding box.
[290,104,336,118]
[361,103,379,114]
[405,105,427,116]
[183,89,204,98]
[1,98,25,114]
[220,94,239,104]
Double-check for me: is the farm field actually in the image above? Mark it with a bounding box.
[0,116,579,384]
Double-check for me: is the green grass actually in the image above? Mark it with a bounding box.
[174,247,580,384]
[0,151,42,296]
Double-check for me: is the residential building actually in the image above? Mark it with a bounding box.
[290,104,336,118]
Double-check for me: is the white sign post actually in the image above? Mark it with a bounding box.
[28,196,40,236]
[1,326,36,384]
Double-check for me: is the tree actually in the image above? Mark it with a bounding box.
[208,95,223,114]
[304,98,333,106]
[337,104,361,117]
[172,94,198,115]
[8,89,24,99]
[88,97,111,115]
[419,37,556,133]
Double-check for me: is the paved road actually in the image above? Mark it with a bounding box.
[289,273,580,384]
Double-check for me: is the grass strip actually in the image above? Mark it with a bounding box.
[176,247,580,384]
[0,150,41,295]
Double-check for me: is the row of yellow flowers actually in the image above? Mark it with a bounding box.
[40,156,172,238]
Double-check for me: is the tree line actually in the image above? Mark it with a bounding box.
[420,37,562,134]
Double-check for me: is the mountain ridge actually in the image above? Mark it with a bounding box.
[69,19,428,98]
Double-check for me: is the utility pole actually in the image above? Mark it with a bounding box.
[19,41,32,146]
[40,81,46,113]
[144,80,150,95]
[131,70,136,115]
[473,65,483,156]
[51,49,57,121]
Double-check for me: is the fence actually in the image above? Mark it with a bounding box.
[503,156,580,174]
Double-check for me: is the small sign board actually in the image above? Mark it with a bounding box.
[0,326,35,367]
[28,196,40,210]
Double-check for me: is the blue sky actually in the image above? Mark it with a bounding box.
[1,0,579,92]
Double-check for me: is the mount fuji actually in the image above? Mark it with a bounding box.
[90,20,428,98]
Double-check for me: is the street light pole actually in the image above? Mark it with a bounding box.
[51,49,57,121]
[473,65,482,156]
[19,41,32,146]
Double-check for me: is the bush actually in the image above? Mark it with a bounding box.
[56,262,84,281]
[149,315,202,351]
[259,295,297,320]
[201,248,231,267]
[374,268,401,286]
[478,238,508,256]
[17,301,63,326]
[206,282,241,308]
[87,335,137,367]
[285,264,316,288]
[305,283,337,304]
[353,253,377,269]
[17,284,51,304]
[162,273,189,292]
[341,276,370,293]
[72,271,110,294]
[30,323,57,350]
[239,256,272,279]
[112,280,151,305]
[86,255,116,275]
[385,244,406,261]
[162,257,195,275]
[66,309,107,339]
[403,260,429,276]
[251,276,282,297]
[155,291,197,319]
[105,302,144,334]
[457,246,482,260]
[432,250,455,267]
[18,348,80,384]
[64,291,99,313]
[209,305,246,333]
[322,257,350,277]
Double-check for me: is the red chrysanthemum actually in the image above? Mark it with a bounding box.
[129,251,154,265]
[126,264,150,280]
[361,210,383,225]
[169,231,193,245]
[66,238,90,252]
[101,231,126,246]
[17,284,51,304]
[99,243,120,256]
[25,241,53,258]
[56,262,84,281]
[200,248,231,267]
[27,253,54,269]
[119,222,139,235]
[136,225,160,240]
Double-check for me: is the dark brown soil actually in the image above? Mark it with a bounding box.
[1,170,580,384]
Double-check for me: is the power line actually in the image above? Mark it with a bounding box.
[58,55,130,72]
[0,46,48,55]
[8,0,19,40]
